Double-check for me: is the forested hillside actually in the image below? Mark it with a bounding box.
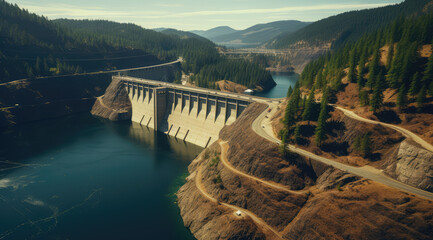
[269,0,432,49]
[56,19,275,90]
[0,0,274,90]
[0,1,162,82]
[281,11,433,147]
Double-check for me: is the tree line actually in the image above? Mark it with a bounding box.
[281,11,433,157]
[299,12,433,112]
[0,0,273,90]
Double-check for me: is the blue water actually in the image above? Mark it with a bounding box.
[0,114,201,239]
[256,72,299,98]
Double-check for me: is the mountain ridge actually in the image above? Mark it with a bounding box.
[191,26,238,39]
[267,0,433,49]
[190,20,310,48]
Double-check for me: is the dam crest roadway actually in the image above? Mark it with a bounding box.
[117,59,433,200]
[119,75,281,148]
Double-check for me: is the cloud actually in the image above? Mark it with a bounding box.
[153,3,184,8]
[19,4,168,18]
[14,2,398,30]
[19,2,395,20]
[172,3,395,17]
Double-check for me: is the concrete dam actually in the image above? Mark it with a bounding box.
[119,76,262,147]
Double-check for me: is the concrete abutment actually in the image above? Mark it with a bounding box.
[119,76,253,147]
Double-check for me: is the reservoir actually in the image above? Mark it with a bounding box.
[0,114,200,239]
[256,72,299,98]
[0,72,296,239]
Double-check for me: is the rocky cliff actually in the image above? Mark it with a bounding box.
[90,62,181,121]
[288,45,330,74]
[91,78,131,121]
[0,73,112,128]
[177,103,433,240]
[384,140,433,192]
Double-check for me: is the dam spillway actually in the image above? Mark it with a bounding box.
[117,76,253,147]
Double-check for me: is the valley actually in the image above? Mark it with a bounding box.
[1,0,433,239]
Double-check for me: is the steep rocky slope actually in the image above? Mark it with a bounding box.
[272,96,433,192]
[384,140,433,192]
[91,77,131,121]
[90,62,180,121]
[216,80,248,93]
[0,73,112,128]
[177,103,433,240]
[280,44,330,74]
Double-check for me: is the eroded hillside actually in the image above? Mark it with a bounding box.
[177,103,433,240]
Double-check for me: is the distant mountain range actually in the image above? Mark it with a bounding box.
[190,20,310,48]
[190,26,238,40]
[267,0,433,49]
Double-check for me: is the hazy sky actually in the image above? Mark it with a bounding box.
[8,0,403,30]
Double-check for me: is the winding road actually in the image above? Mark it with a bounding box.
[333,105,433,153]
[219,141,307,195]
[0,58,183,86]
[252,104,433,201]
[194,166,283,240]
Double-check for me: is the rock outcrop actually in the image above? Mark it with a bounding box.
[384,140,433,192]
[91,78,131,121]
[90,61,181,121]
[216,80,248,93]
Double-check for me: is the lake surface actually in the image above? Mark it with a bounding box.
[255,72,299,98]
[0,114,202,240]
[0,72,297,239]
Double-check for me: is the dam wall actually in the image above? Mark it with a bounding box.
[121,76,251,147]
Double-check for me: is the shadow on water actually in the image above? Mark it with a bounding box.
[0,113,102,164]
[0,114,199,240]
[103,120,203,162]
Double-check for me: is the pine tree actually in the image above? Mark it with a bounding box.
[417,85,426,109]
[367,45,380,90]
[397,84,408,109]
[301,95,307,111]
[284,90,299,130]
[359,90,370,107]
[287,86,293,98]
[302,88,315,124]
[353,135,362,152]
[347,49,358,83]
[398,42,418,86]
[315,99,328,146]
[294,124,301,144]
[361,133,372,158]
[409,72,420,97]
[422,43,433,85]
[291,87,301,113]
[386,44,394,70]
[26,64,34,78]
[280,134,288,158]
[429,80,433,97]
[35,56,42,76]
[357,48,367,89]
[387,41,405,88]
[370,74,384,112]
